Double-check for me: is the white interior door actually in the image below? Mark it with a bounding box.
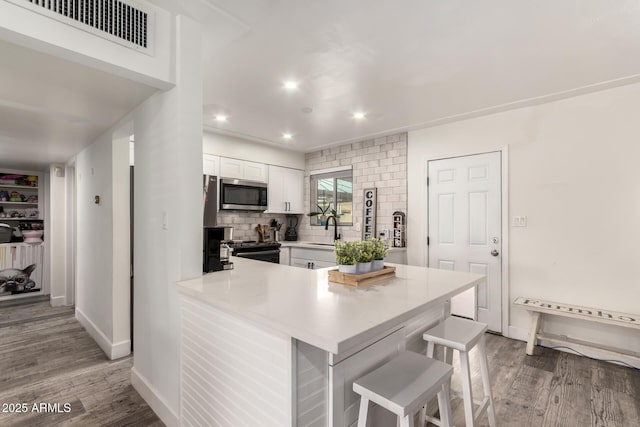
[427,152,502,332]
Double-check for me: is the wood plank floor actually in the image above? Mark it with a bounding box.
[0,301,163,427]
[443,333,640,427]
[1,300,638,426]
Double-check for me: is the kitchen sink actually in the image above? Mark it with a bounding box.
[308,242,335,247]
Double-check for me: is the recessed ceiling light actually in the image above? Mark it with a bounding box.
[284,81,298,90]
[215,115,228,122]
[353,112,366,120]
[282,133,293,140]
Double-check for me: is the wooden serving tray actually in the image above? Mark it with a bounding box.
[328,266,396,287]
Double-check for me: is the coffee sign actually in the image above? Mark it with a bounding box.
[362,188,377,239]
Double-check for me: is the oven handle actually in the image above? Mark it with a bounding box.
[235,250,281,257]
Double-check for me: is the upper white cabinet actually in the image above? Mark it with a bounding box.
[220,157,267,183]
[267,165,304,214]
[203,154,220,176]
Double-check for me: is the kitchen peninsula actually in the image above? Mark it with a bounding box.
[174,258,484,427]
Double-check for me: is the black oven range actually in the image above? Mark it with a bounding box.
[229,241,281,264]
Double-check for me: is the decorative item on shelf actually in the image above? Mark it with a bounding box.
[26,195,37,203]
[9,192,24,202]
[21,230,43,244]
[0,191,9,201]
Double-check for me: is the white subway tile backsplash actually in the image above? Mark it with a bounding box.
[298,132,407,242]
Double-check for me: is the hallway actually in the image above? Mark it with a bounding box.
[0,299,162,426]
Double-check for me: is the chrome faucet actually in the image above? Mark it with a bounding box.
[325,215,341,241]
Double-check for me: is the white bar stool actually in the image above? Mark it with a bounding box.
[422,316,497,427]
[353,351,453,427]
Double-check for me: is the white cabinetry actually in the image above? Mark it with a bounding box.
[289,247,336,270]
[203,154,219,176]
[220,157,267,182]
[279,247,290,265]
[267,165,304,214]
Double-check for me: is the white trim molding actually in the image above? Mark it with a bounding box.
[49,295,66,307]
[132,367,180,427]
[309,165,353,176]
[75,308,131,360]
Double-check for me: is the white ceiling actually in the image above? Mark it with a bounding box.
[201,0,640,151]
[3,0,640,169]
[0,39,156,171]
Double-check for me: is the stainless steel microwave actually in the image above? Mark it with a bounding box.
[220,178,268,211]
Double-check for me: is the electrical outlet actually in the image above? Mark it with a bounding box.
[512,216,527,227]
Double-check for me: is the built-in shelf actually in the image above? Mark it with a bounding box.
[0,184,38,190]
[0,202,38,206]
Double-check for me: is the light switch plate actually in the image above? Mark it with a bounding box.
[512,216,527,227]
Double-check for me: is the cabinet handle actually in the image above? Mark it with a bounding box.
[311,262,315,269]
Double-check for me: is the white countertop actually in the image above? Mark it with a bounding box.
[279,241,406,252]
[174,258,483,354]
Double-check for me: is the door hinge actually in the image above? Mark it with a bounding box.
[427,236,430,246]
[426,177,430,186]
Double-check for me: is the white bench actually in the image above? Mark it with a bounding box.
[514,297,640,362]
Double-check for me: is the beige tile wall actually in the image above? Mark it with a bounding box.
[298,132,408,243]
[216,212,290,242]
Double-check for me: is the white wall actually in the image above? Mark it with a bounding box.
[112,137,131,346]
[0,0,173,89]
[203,131,305,170]
[408,82,640,360]
[76,133,115,343]
[75,130,131,360]
[47,165,67,306]
[130,16,202,427]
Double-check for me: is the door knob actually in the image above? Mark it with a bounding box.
[491,249,499,257]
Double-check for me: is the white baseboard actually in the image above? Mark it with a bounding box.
[508,325,640,369]
[131,367,179,427]
[49,295,66,307]
[111,339,132,359]
[75,308,131,360]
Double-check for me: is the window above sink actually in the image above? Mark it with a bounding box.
[310,168,353,226]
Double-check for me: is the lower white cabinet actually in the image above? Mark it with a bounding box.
[279,247,290,265]
[288,247,336,269]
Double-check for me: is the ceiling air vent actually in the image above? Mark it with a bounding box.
[9,0,154,55]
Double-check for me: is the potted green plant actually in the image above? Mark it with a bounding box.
[307,202,338,225]
[334,240,360,274]
[370,238,389,271]
[356,239,375,274]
